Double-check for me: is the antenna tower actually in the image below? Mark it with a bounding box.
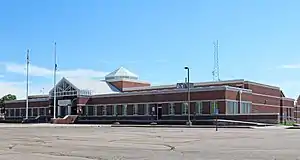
[212,40,220,81]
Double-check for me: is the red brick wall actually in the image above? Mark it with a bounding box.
[252,105,280,113]
[245,82,281,97]
[110,81,150,91]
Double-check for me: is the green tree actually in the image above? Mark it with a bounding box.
[0,94,17,108]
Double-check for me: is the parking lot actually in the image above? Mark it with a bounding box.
[0,124,299,160]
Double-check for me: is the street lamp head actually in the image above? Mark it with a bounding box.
[184,66,189,70]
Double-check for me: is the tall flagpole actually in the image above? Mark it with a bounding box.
[53,42,57,119]
[26,49,29,119]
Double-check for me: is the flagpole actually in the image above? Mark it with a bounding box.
[53,42,57,119]
[26,49,29,119]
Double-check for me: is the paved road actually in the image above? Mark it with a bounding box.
[0,124,299,160]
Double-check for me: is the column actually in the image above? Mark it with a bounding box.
[145,104,149,115]
[134,104,138,115]
[103,105,107,116]
[94,106,97,116]
[170,103,174,115]
[57,106,61,117]
[113,105,117,115]
[68,105,72,115]
[123,104,127,116]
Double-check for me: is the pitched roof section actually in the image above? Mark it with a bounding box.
[105,67,138,81]
[49,77,120,96]
[67,78,120,95]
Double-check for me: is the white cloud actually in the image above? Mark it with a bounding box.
[0,62,111,99]
[0,81,25,99]
[279,64,300,69]
[2,62,109,78]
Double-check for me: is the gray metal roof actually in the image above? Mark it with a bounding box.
[105,67,138,81]
[49,77,120,96]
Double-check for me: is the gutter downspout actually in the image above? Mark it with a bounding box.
[239,90,242,114]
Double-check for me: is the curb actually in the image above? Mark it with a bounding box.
[110,125,254,129]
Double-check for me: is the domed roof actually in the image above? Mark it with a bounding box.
[105,67,138,81]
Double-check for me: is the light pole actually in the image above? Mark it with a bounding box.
[184,66,192,126]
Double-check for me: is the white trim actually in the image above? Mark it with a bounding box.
[5,98,49,103]
[106,78,149,84]
[123,79,245,92]
[93,86,252,98]
[194,79,245,87]
[251,92,295,101]
[81,99,230,106]
[252,103,294,108]
[49,77,79,96]
[281,97,295,101]
[246,81,280,90]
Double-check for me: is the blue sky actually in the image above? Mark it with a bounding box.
[0,0,300,99]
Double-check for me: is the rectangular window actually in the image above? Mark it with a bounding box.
[240,102,252,114]
[96,106,103,115]
[169,103,174,115]
[33,108,38,117]
[137,104,145,115]
[87,106,94,116]
[28,108,32,117]
[15,109,20,117]
[210,101,218,114]
[226,101,238,114]
[106,105,113,115]
[247,103,252,114]
[195,102,203,114]
[182,103,188,115]
[102,106,107,115]
[9,109,13,117]
[39,108,45,116]
[21,109,26,117]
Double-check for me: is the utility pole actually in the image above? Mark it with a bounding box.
[213,40,220,81]
[184,66,192,126]
[26,49,29,119]
[53,42,57,119]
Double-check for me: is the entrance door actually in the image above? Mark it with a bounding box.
[71,106,77,115]
[60,106,66,118]
[157,107,162,120]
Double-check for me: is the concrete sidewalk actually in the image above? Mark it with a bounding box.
[111,124,254,129]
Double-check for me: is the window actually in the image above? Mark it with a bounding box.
[96,106,103,115]
[39,108,45,116]
[169,103,174,115]
[137,104,145,115]
[226,101,238,114]
[210,101,218,114]
[8,109,13,117]
[195,102,203,114]
[182,103,188,115]
[15,109,20,117]
[28,108,32,117]
[240,102,252,114]
[33,108,38,117]
[102,106,107,115]
[106,105,113,115]
[87,106,94,116]
[21,109,26,117]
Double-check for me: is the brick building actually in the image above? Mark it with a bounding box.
[3,67,295,124]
